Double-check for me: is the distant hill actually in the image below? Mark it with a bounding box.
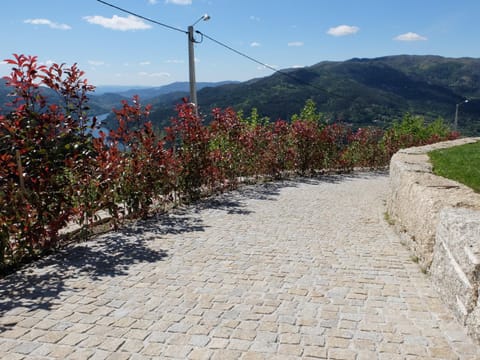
[2,56,479,135]
[0,79,238,120]
[0,78,62,111]
[112,81,239,100]
[89,92,128,114]
[89,81,238,128]
[147,55,480,135]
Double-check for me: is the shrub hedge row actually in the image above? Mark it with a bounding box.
[0,54,458,270]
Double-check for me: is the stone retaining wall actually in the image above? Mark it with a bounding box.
[387,137,480,343]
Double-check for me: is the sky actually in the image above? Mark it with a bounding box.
[1,0,480,87]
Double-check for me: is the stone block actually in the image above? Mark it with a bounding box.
[387,138,480,345]
[431,208,480,319]
[431,207,480,343]
[387,138,480,269]
[466,305,480,344]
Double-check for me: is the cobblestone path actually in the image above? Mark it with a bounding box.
[1,172,479,359]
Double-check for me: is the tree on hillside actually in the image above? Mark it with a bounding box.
[291,99,325,124]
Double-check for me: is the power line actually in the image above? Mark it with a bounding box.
[95,0,341,98]
[197,31,341,98]
[197,31,281,75]
[96,0,186,35]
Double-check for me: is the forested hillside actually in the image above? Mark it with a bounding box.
[148,55,480,135]
[2,55,479,134]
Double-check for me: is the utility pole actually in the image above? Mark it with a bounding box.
[187,15,210,116]
[454,99,469,131]
[188,25,197,112]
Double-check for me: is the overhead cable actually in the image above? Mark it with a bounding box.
[96,0,341,98]
[198,31,341,97]
[96,0,187,34]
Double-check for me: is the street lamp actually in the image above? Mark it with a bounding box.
[188,14,210,112]
[454,99,469,131]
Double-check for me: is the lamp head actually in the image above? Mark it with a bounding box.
[192,14,211,26]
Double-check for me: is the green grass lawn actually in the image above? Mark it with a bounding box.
[428,141,480,193]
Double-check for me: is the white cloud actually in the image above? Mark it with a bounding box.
[250,15,260,22]
[138,71,170,78]
[83,15,152,31]
[165,0,192,5]
[24,18,71,30]
[148,0,158,4]
[250,42,261,47]
[37,60,55,67]
[140,61,151,66]
[165,59,185,64]
[327,25,359,37]
[288,41,304,47]
[394,32,427,41]
[150,72,171,77]
[88,60,105,66]
[291,65,305,69]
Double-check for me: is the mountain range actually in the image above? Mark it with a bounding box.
[148,55,480,135]
[87,81,239,116]
[1,55,479,135]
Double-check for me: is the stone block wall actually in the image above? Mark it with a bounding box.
[431,208,480,342]
[387,138,480,343]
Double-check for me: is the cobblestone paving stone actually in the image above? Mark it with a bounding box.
[1,172,480,359]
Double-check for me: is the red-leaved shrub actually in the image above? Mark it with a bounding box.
[0,55,459,269]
